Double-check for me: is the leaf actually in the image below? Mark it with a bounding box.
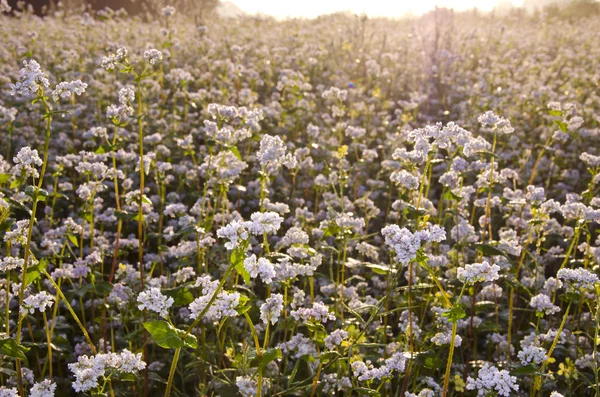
[93,281,114,297]
[510,364,538,376]
[231,248,250,284]
[67,234,79,248]
[235,295,251,315]
[228,146,242,160]
[366,263,393,275]
[0,337,30,364]
[142,321,197,350]
[356,388,381,396]
[251,348,282,370]
[442,305,466,323]
[24,259,48,288]
[0,174,11,184]
[163,286,194,306]
[473,243,507,258]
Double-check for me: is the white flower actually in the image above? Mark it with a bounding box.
[260,293,284,325]
[143,49,163,65]
[161,5,176,17]
[257,134,286,169]
[22,291,55,315]
[529,293,560,315]
[324,329,348,349]
[244,254,276,284]
[137,288,174,318]
[0,387,19,397]
[247,211,283,235]
[557,268,599,291]
[52,80,87,102]
[12,146,43,179]
[69,350,145,392]
[30,379,56,397]
[457,261,500,284]
[290,302,335,323]
[4,219,30,246]
[466,363,518,396]
[517,345,547,366]
[10,60,49,97]
[216,220,249,250]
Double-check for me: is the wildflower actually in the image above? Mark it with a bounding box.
[244,254,276,284]
[4,219,30,246]
[189,276,240,322]
[137,288,174,318]
[143,49,163,65]
[217,220,249,250]
[257,134,286,169]
[247,212,283,235]
[12,146,43,179]
[0,387,19,397]
[557,268,599,291]
[10,60,49,97]
[161,5,176,17]
[529,293,560,315]
[260,293,284,325]
[30,380,56,397]
[290,302,335,323]
[68,350,145,392]
[381,224,445,264]
[21,291,55,315]
[52,80,87,102]
[324,329,348,349]
[517,345,547,366]
[466,363,518,396]
[0,257,24,272]
[457,261,500,284]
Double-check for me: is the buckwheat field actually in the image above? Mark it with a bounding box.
[1,1,600,396]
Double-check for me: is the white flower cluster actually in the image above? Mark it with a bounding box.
[290,302,335,323]
[101,47,127,71]
[236,376,270,397]
[68,350,146,392]
[0,256,24,272]
[10,60,49,97]
[517,345,547,366]
[244,254,275,284]
[431,331,462,347]
[30,380,56,397]
[351,352,407,381]
[529,293,560,315]
[12,146,43,179]
[217,212,283,250]
[257,134,287,171]
[0,387,18,397]
[189,275,240,322]
[321,373,352,393]
[405,389,435,397]
[381,224,446,264]
[478,111,514,134]
[51,80,87,102]
[260,293,284,324]
[143,49,163,65]
[4,219,30,246]
[137,287,174,318]
[21,291,55,315]
[466,363,519,397]
[457,261,500,284]
[557,267,599,291]
[324,329,348,350]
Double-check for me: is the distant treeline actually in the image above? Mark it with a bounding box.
[5,0,219,19]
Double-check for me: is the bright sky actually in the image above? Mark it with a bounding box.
[229,0,524,18]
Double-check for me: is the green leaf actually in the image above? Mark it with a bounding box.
[163,286,194,306]
[0,174,11,184]
[142,321,197,349]
[473,243,507,258]
[0,337,30,364]
[441,305,466,323]
[366,263,393,275]
[231,248,250,284]
[24,259,48,288]
[67,234,79,248]
[93,281,114,297]
[252,348,282,370]
[356,388,381,396]
[235,295,251,315]
[510,364,538,376]
[228,146,242,160]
